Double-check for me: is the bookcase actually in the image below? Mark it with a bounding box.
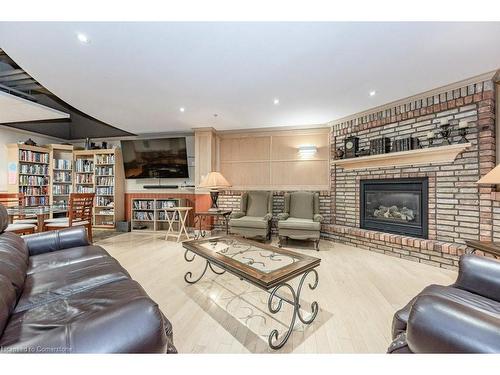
[48,144,74,208]
[131,197,187,232]
[73,149,124,228]
[7,144,50,207]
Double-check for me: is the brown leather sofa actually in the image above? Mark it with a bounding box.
[0,205,176,353]
[388,254,500,353]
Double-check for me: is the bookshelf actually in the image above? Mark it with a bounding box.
[131,197,187,232]
[73,149,124,228]
[48,144,74,209]
[7,144,50,207]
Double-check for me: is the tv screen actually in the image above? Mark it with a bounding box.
[121,137,189,179]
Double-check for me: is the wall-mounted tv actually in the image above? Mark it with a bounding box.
[121,137,189,179]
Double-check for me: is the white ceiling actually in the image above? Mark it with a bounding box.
[0,90,69,123]
[0,22,499,134]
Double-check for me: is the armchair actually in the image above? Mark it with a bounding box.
[228,191,273,240]
[277,192,323,250]
[388,254,500,353]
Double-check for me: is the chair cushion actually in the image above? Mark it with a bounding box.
[0,279,168,353]
[44,217,68,224]
[229,216,269,229]
[246,191,270,217]
[13,219,38,225]
[278,217,320,231]
[27,245,110,275]
[45,219,89,228]
[289,192,315,220]
[5,223,36,232]
[14,256,130,313]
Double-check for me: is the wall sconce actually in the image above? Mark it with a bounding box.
[298,144,317,158]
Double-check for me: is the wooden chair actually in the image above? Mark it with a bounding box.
[0,193,36,234]
[44,193,95,242]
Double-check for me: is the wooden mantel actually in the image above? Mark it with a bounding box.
[331,143,472,170]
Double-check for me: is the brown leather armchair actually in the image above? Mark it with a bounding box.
[388,254,500,353]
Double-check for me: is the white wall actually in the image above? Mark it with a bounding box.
[0,126,63,191]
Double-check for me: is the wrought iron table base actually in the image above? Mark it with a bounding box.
[183,249,319,350]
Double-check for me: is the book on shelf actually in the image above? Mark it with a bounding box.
[19,164,49,175]
[95,166,114,175]
[96,154,115,164]
[19,150,49,163]
[75,159,94,172]
[53,159,72,170]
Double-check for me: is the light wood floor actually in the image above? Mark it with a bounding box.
[96,232,457,353]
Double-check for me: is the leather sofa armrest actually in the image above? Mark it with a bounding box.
[406,294,500,353]
[23,227,90,256]
[230,211,246,219]
[453,254,500,302]
[277,213,289,220]
[313,214,324,222]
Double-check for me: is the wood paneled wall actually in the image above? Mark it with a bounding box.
[217,128,330,190]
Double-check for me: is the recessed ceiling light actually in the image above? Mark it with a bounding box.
[273,98,280,105]
[179,107,185,112]
[369,90,376,97]
[77,33,90,44]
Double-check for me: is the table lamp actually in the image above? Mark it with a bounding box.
[477,164,500,185]
[199,172,231,211]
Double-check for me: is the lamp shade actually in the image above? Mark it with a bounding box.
[199,171,231,189]
[477,164,500,184]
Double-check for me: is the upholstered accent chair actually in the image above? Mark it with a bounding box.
[277,192,323,250]
[229,191,273,240]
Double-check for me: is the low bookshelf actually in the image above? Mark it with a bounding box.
[131,197,188,232]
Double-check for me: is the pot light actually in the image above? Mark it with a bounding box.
[77,33,90,44]
[298,144,317,158]
[179,107,185,112]
[273,98,280,105]
[369,90,376,97]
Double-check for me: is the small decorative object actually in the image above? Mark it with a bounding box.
[102,141,108,149]
[336,147,345,159]
[427,131,435,147]
[439,119,452,145]
[84,137,91,150]
[393,136,420,152]
[24,138,37,146]
[344,136,359,159]
[356,148,371,157]
[198,171,232,211]
[458,120,469,143]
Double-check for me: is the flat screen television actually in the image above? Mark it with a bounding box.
[121,137,189,179]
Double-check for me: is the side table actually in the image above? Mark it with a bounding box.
[193,210,232,239]
[164,206,192,242]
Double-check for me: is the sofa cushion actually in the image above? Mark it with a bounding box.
[15,256,130,313]
[278,217,320,231]
[229,216,269,229]
[27,245,109,274]
[289,192,315,220]
[0,279,168,353]
[0,232,29,298]
[246,191,270,217]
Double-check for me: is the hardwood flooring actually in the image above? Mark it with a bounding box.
[96,232,457,353]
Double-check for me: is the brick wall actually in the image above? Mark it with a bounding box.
[326,78,497,269]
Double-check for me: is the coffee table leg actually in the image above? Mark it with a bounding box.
[267,269,319,350]
[183,250,226,284]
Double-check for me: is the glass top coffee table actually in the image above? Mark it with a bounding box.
[182,235,321,349]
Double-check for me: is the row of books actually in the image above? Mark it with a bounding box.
[19,150,49,164]
[133,200,155,210]
[53,171,72,183]
[52,185,72,195]
[96,197,114,207]
[19,186,49,196]
[96,176,114,186]
[75,159,94,172]
[23,196,49,207]
[75,174,93,184]
[133,212,155,221]
[96,154,115,164]
[53,159,72,170]
[95,166,114,176]
[19,164,49,175]
[75,186,94,193]
[96,187,114,195]
[19,175,49,186]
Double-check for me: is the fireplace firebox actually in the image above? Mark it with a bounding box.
[360,178,428,238]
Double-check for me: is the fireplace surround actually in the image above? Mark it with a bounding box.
[360,178,429,239]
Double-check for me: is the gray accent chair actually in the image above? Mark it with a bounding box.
[277,192,323,250]
[229,191,273,240]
